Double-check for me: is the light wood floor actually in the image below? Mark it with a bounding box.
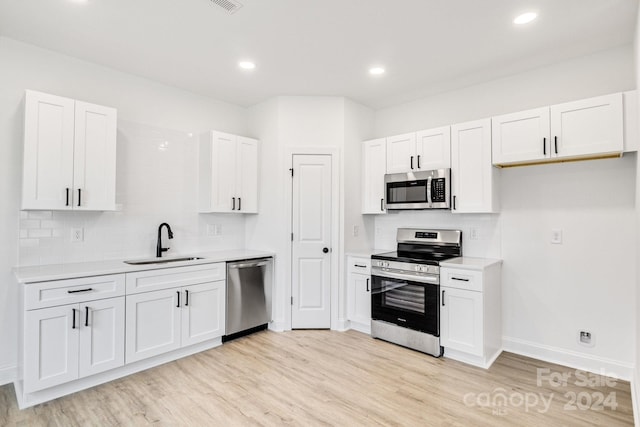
[0,330,634,426]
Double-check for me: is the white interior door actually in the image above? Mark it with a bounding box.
[291,154,332,329]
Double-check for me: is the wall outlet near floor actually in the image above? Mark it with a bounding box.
[551,229,563,244]
[578,330,595,347]
[70,227,84,243]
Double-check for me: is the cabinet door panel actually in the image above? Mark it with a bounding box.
[73,102,117,211]
[362,138,387,214]
[181,281,225,346]
[348,272,371,326]
[210,132,238,212]
[22,91,75,210]
[24,304,79,392]
[125,289,181,363]
[386,133,416,173]
[236,136,258,213]
[441,287,483,356]
[551,93,623,159]
[79,297,125,378]
[415,126,451,170]
[492,108,550,165]
[451,119,497,213]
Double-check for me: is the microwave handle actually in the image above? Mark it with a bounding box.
[426,176,432,205]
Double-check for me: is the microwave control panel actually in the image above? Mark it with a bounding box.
[431,178,446,203]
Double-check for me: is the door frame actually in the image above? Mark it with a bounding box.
[284,147,341,330]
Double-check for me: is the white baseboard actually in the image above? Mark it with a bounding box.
[334,319,350,332]
[348,321,371,335]
[0,364,16,386]
[503,336,633,381]
[631,368,639,427]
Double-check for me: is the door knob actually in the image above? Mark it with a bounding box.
[322,247,329,253]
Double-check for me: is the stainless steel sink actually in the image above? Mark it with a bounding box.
[124,256,205,265]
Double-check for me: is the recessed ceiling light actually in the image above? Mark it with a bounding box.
[369,67,385,76]
[238,61,256,70]
[513,12,537,25]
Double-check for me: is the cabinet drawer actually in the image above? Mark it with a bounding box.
[25,274,125,310]
[348,257,371,274]
[441,269,483,292]
[126,263,225,295]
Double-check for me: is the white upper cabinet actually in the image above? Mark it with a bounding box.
[22,90,117,211]
[386,133,415,173]
[550,93,623,159]
[362,138,387,214]
[492,107,550,165]
[415,126,451,170]
[199,131,258,213]
[386,128,451,173]
[451,119,499,213]
[492,93,623,166]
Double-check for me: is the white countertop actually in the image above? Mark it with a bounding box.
[345,249,388,259]
[439,257,502,270]
[14,249,275,284]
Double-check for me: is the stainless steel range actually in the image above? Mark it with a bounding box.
[371,228,462,357]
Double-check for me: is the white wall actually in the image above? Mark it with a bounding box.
[0,37,248,383]
[634,5,640,423]
[247,96,374,330]
[373,45,637,377]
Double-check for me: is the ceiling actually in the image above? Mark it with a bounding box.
[0,0,637,109]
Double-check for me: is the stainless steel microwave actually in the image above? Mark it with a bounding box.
[384,169,451,210]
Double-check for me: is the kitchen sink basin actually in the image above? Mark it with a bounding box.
[124,256,205,265]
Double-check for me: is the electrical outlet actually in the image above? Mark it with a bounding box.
[206,224,216,236]
[353,225,359,237]
[578,330,594,347]
[551,229,563,244]
[70,227,84,243]
[215,225,222,236]
[470,227,479,240]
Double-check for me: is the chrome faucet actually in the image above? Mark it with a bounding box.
[156,223,174,258]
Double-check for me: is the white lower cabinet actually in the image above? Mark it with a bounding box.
[24,295,125,393]
[125,280,226,363]
[440,260,502,369]
[18,262,227,408]
[347,256,371,333]
[440,287,483,356]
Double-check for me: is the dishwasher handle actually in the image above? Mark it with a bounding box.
[228,259,271,269]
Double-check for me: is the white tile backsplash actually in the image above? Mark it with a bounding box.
[18,120,246,266]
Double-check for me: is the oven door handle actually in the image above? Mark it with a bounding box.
[371,271,439,285]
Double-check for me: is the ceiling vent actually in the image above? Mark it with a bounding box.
[209,0,243,14]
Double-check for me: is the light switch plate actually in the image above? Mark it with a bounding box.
[551,229,563,244]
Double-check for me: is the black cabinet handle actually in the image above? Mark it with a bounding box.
[554,136,558,154]
[452,277,469,282]
[238,197,241,211]
[354,264,367,268]
[366,278,370,292]
[410,156,414,169]
[85,306,89,327]
[77,189,82,207]
[380,198,384,211]
[176,291,181,308]
[185,290,189,306]
[417,155,421,169]
[65,188,70,206]
[442,290,445,306]
[72,309,77,329]
[322,247,329,253]
[67,288,93,294]
[232,197,236,210]
[543,137,546,155]
[453,195,457,210]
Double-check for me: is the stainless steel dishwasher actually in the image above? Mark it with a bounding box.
[223,257,273,341]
